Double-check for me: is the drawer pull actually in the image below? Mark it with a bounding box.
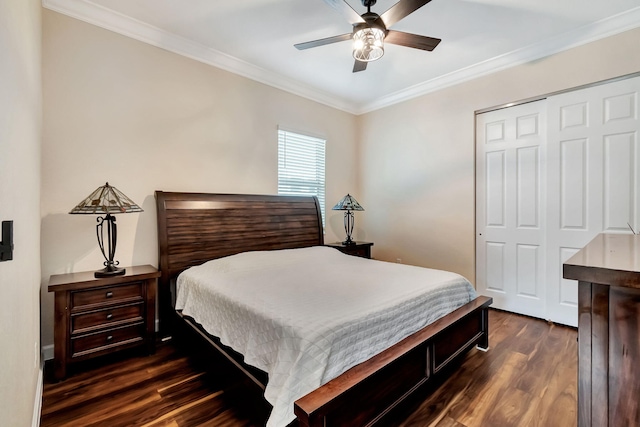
[106,313,113,320]
[106,291,113,298]
[106,335,113,341]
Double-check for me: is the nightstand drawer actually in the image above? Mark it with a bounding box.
[72,282,144,310]
[347,247,370,258]
[71,323,145,358]
[71,303,144,334]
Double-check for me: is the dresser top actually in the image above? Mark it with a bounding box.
[49,264,160,291]
[563,234,640,287]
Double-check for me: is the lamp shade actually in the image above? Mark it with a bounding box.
[69,182,143,215]
[332,194,364,211]
[69,182,142,278]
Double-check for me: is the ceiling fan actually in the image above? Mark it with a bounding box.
[295,0,441,73]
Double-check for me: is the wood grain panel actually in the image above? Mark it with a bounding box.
[72,303,143,334]
[609,286,640,426]
[591,284,609,426]
[71,282,143,310]
[324,344,428,426]
[578,281,592,427]
[433,310,483,372]
[157,193,323,270]
[71,323,145,358]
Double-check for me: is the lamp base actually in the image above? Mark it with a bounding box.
[342,237,356,246]
[94,264,126,278]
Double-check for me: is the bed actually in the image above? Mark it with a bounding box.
[155,191,492,427]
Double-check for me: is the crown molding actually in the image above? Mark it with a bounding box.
[42,0,359,114]
[356,5,640,114]
[43,0,640,116]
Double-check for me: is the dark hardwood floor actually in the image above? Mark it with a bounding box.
[41,309,577,427]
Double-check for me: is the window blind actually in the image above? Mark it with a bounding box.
[277,129,326,226]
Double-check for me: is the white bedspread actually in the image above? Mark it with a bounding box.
[176,246,476,427]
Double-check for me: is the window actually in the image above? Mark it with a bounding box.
[277,128,326,226]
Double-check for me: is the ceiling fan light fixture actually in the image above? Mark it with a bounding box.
[352,27,385,62]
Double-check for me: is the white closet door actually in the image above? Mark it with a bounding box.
[546,76,640,326]
[477,76,639,326]
[476,100,547,319]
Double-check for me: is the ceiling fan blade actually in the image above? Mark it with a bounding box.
[322,0,365,25]
[385,30,441,51]
[353,60,367,73]
[380,0,433,28]
[295,33,353,50]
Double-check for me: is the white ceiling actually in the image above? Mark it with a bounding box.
[43,0,640,114]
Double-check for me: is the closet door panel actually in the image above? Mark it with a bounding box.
[476,100,547,318]
[546,76,640,326]
[603,132,636,232]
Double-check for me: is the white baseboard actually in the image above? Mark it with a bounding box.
[32,364,43,427]
[42,345,54,361]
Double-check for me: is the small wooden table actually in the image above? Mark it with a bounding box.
[325,241,373,259]
[48,265,160,380]
[563,233,640,427]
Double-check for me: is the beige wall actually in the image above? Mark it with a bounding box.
[41,10,359,349]
[0,0,42,424]
[41,8,640,352]
[359,27,640,282]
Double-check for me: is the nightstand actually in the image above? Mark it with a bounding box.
[48,265,160,380]
[325,241,373,259]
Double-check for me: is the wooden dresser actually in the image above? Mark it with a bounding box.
[563,233,640,427]
[48,265,160,380]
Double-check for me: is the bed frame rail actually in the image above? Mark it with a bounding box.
[294,296,492,427]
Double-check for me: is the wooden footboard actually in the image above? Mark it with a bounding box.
[294,296,492,427]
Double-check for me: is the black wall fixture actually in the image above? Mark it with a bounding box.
[0,220,14,261]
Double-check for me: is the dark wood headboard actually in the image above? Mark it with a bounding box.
[155,191,324,333]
